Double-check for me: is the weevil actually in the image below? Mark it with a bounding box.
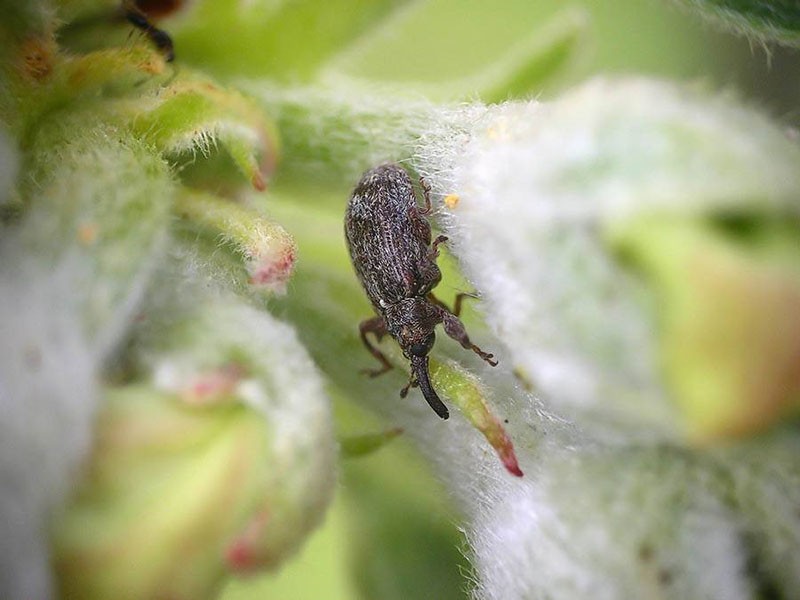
[345,163,497,420]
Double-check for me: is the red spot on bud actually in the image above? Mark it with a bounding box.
[225,538,258,573]
[225,509,271,574]
[182,363,245,405]
[249,247,296,289]
[251,170,266,192]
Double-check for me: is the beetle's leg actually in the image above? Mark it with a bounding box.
[451,292,466,317]
[451,292,475,317]
[418,176,433,215]
[426,293,449,312]
[439,309,498,366]
[359,316,393,377]
[429,234,448,259]
[399,375,418,398]
[427,291,475,317]
[122,1,175,61]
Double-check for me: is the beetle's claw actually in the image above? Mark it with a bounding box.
[471,345,498,366]
[399,378,419,398]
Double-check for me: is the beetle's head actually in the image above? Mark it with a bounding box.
[383,299,448,419]
[385,297,440,360]
[405,330,435,359]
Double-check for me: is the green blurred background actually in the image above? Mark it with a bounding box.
[167,0,800,115]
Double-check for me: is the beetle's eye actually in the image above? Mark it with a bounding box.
[409,333,435,357]
[409,343,427,356]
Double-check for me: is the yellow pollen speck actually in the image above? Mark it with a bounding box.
[77,223,99,245]
[443,194,460,208]
[487,117,511,140]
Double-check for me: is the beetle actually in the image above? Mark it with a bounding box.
[344,163,497,420]
[122,1,175,61]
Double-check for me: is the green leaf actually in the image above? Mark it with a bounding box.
[673,0,800,46]
[126,71,280,191]
[170,0,585,101]
[170,0,412,80]
[339,427,403,458]
[322,0,587,102]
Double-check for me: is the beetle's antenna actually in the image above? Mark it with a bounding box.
[410,355,449,420]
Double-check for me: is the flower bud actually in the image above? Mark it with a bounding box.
[54,297,336,599]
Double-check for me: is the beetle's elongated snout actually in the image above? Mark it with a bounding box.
[411,355,449,420]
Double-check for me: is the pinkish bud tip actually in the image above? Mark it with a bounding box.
[487,420,524,477]
[252,170,267,191]
[249,247,295,289]
[502,450,524,477]
[225,508,271,573]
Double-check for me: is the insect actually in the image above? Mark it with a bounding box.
[60,2,175,60]
[345,163,497,420]
[122,1,175,62]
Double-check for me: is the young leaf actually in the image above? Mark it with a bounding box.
[672,0,800,47]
